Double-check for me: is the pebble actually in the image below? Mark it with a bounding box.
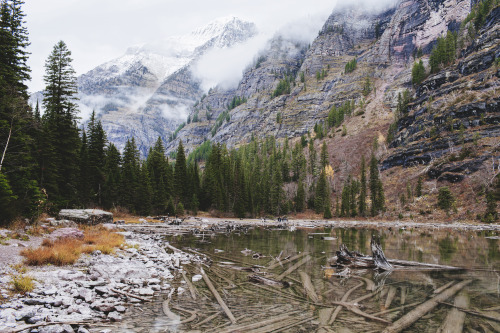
[0,229,198,331]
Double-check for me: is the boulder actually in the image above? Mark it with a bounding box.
[49,228,84,240]
[58,209,113,225]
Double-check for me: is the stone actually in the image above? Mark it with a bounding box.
[78,289,94,303]
[138,288,154,296]
[147,278,161,285]
[101,223,117,230]
[49,219,78,228]
[94,286,109,295]
[77,328,90,333]
[114,305,126,313]
[27,315,44,324]
[192,275,202,282]
[43,285,58,296]
[23,298,47,305]
[49,228,84,240]
[107,311,122,322]
[58,209,113,225]
[38,324,75,333]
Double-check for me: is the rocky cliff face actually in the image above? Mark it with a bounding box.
[169,0,473,157]
[382,6,500,182]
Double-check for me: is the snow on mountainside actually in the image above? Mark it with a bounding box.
[69,16,256,155]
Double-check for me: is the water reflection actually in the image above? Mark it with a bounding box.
[115,226,500,332]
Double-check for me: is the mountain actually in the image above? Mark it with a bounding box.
[31,17,256,155]
[168,0,500,219]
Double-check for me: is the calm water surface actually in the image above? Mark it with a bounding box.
[115,226,500,332]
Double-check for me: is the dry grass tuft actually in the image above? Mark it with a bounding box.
[21,226,125,266]
[11,274,34,294]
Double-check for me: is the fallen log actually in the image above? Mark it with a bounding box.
[385,286,397,309]
[276,255,312,281]
[299,271,320,303]
[181,270,198,300]
[248,274,290,288]
[217,311,302,333]
[267,252,308,270]
[328,282,364,324]
[438,301,500,323]
[334,237,461,272]
[436,293,469,333]
[382,280,473,333]
[11,321,102,333]
[200,267,237,324]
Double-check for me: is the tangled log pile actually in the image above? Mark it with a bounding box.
[332,236,462,272]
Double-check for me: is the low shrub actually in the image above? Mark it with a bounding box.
[21,227,124,266]
[11,274,34,293]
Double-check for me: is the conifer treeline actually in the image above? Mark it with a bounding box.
[0,0,388,225]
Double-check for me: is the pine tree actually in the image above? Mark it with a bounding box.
[438,186,454,213]
[87,111,106,205]
[147,137,169,214]
[320,142,328,168]
[102,143,121,209]
[359,156,367,216]
[314,170,329,214]
[78,130,90,205]
[369,153,385,216]
[295,179,305,212]
[0,0,41,220]
[120,138,140,212]
[174,140,188,205]
[485,191,498,222]
[135,163,152,215]
[0,171,16,224]
[416,176,423,197]
[41,40,80,207]
[166,197,175,216]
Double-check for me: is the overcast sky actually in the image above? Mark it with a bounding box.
[24,0,345,93]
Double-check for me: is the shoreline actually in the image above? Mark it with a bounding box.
[0,218,499,332]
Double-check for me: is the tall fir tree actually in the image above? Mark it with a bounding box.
[120,138,140,212]
[87,110,106,205]
[0,0,42,221]
[78,130,90,205]
[320,141,328,169]
[174,140,188,205]
[102,143,121,209]
[359,156,367,216]
[146,137,169,214]
[369,153,385,216]
[295,179,305,212]
[41,40,80,208]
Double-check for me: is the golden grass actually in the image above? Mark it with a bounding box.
[11,274,34,293]
[21,226,125,266]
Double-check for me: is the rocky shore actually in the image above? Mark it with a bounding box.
[1,217,499,332]
[0,228,202,333]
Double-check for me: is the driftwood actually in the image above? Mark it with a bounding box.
[200,267,237,324]
[11,321,99,333]
[436,293,469,333]
[434,280,456,294]
[334,237,460,272]
[328,282,364,324]
[218,311,302,333]
[372,301,422,316]
[385,286,397,309]
[192,311,222,328]
[299,271,320,303]
[438,301,500,323]
[371,237,393,271]
[267,252,308,270]
[276,255,312,280]
[181,270,198,300]
[248,274,290,288]
[382,280,472,333]
[110,288,152,302]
